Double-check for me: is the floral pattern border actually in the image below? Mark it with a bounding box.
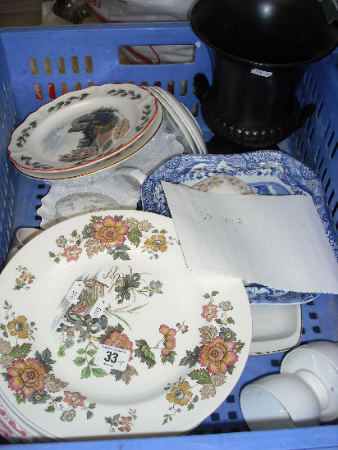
[49,214,176,263]
[0,211,249,437]
[162,291,244,424]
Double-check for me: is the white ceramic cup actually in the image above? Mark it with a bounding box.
[281,341,338,422]
[240,372,321,431]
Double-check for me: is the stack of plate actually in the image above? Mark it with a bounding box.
[0,209,251,441]
[8,84,164,181]
[145,86,207,155]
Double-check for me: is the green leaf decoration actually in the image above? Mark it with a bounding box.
[110,243,131,261]
[109,313,131,330]
[14,279,23,289]
[227,364,235,375]
[193,395,199,403]
[188,368,212,385]
[49,252,56,258]
[1,372,10,382]
[14,392,26,404]
[179,346,201,368]
[45,405,55,413]
[161,351,176,365]
[115,244,130,251]
[203,293,210,299]
[116,324,125,333]
[235,341,245,353]
[187,403,195,411]
[110,369,123,382]
[135,339,156,369]
[87,349,96,357]
[81,366,91,379]
[58,346,66,357]
[35,348,56,372]
[211,291,219,297]
[9,343,31,359]
[91,216,103,223]
[227,317,235,324]
[127,227,142,247]
[88,403,96,410]
[71,230,78,237]
[87,410,94,420]
[215,318,223,325]
[112,251,130,261]
[88,358,95,366]
[92,367,108,378]
[77,349,85,355]
[73,356,86,367]
[54,396,63,402]
[54,257,60,263]
[162,414,173,425]
[127,303,148,313]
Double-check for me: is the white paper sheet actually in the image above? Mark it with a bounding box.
[162,181,338,294]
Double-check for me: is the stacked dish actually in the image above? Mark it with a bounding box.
[8,84,164,180]
[145,86,207,155]
[0,210,251,441]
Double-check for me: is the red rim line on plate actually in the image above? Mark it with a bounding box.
[7,84,159,173]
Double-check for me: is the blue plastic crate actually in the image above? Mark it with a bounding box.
[0,23,337,449]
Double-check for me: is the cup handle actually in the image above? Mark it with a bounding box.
[112,167,147,186]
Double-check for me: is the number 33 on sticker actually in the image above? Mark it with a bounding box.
[95,344,130,372]
[104,351,118,363]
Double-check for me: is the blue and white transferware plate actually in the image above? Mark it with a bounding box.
[141,151,338,304]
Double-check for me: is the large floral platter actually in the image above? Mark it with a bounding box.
[141,151,338,304]
[8,84,159,174]
[0,211,251,441]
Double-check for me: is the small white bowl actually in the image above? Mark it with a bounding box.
[240,373,321,431]
[281,341,338,422]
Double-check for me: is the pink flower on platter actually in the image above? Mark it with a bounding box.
[7,358,47,399]
[199,337,238,375]
[118,415,133,432]
[20,271,35,284]
[104,331,133,361]
[62,245,82,262]
[176,323,189,334]
[201,300,218,322]
[93,216,129,248]
[63,391,86,408]
[159,324,176,356]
